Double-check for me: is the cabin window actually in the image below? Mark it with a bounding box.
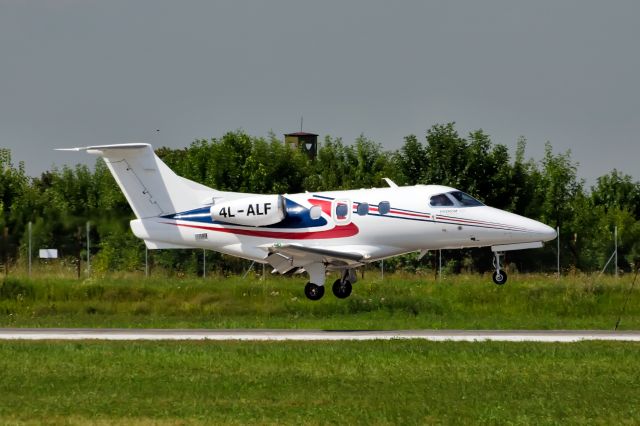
[336,203,349,219]
[378,201,391,215]
[430,193,454,207]
[357,203,369,216]
[333,199,352,225]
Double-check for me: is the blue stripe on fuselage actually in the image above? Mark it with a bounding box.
[162,198,328,229]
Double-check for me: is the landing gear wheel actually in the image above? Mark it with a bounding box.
[304,282,325,301]
[332,279,352,299]
[492,271,508,285]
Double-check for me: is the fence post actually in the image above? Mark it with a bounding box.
[28,221,32,277]
[614,226,618,278]
[2,226,8,276]
[86,221,91,276]
[557,226,560,279]
[76,226,82,279]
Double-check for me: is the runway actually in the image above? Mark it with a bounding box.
[1,328,640,342]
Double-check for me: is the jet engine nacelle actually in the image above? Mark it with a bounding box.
[210,195,286,227]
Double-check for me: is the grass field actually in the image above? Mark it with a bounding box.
[0,340,639,424]
[2,274,639,424]
[1,273,639,329]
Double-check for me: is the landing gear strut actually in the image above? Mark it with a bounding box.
[492,251,507,285]
[303,262,326,301]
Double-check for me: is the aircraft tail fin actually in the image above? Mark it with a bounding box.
[57,143,214,218]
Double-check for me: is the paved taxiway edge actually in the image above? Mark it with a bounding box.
[1,329,640,342]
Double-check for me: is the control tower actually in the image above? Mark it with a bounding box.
[284,131,318,160]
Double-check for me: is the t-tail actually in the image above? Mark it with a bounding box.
[57,143,213,218]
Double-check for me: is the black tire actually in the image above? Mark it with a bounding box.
[304,282,325,301]
[332,279,353,299]
[492,271,508,285]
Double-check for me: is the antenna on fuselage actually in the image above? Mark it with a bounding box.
[383,177,398,188]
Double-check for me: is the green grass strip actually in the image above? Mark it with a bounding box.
[0,340,639,424]
[1,274,639,330]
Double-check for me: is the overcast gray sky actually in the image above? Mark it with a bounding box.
[1,1,638,187]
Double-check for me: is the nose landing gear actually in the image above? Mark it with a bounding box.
[492,251,508,285]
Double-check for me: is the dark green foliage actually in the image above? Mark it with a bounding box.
[0,277,34,300]
[395,134,426,185]
[1,124,639,274]
[592,169,640,217]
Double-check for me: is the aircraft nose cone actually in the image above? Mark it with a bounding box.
[536,223,557,241]
[515,213,557,242]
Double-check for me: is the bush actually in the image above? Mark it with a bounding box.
[0,277,34,301]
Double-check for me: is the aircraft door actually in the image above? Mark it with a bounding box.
[332,199,352,225]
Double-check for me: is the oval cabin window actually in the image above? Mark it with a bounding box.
[357,203,369,216]
[378,201,390,215]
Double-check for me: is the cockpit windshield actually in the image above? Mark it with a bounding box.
[429,191,484,207]
[429,193,454,207]
[448,191,484,206]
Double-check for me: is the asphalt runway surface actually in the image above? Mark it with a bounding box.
[1,328,639,342]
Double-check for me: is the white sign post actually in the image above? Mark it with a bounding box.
[39,249,58,259]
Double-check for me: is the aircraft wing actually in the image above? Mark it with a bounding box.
[265,243,366,273]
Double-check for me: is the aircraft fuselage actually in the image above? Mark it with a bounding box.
[131,184,556,264]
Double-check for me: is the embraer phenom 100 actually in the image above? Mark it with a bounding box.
[61,143,557,301]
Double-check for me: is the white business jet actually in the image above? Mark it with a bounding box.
[61,143,557,300]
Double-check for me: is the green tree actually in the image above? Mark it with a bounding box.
[395,134,427,185]
[423,122,468,188]
[591,170,640,217]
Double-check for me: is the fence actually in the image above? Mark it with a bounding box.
[0,222,626,280]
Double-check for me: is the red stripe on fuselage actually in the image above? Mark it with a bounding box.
[308,198,333,215]
[389,209,431,219]
[163,221,359,239]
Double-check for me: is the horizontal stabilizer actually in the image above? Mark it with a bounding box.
[56,143,151,152]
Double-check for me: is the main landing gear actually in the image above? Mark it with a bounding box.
[332,269,356,299]
[492,251,507,285]
[303,265,357,301]
[304,282,325,301]
[332,278,352,299]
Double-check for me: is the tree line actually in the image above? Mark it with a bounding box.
[1,122,639,276]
